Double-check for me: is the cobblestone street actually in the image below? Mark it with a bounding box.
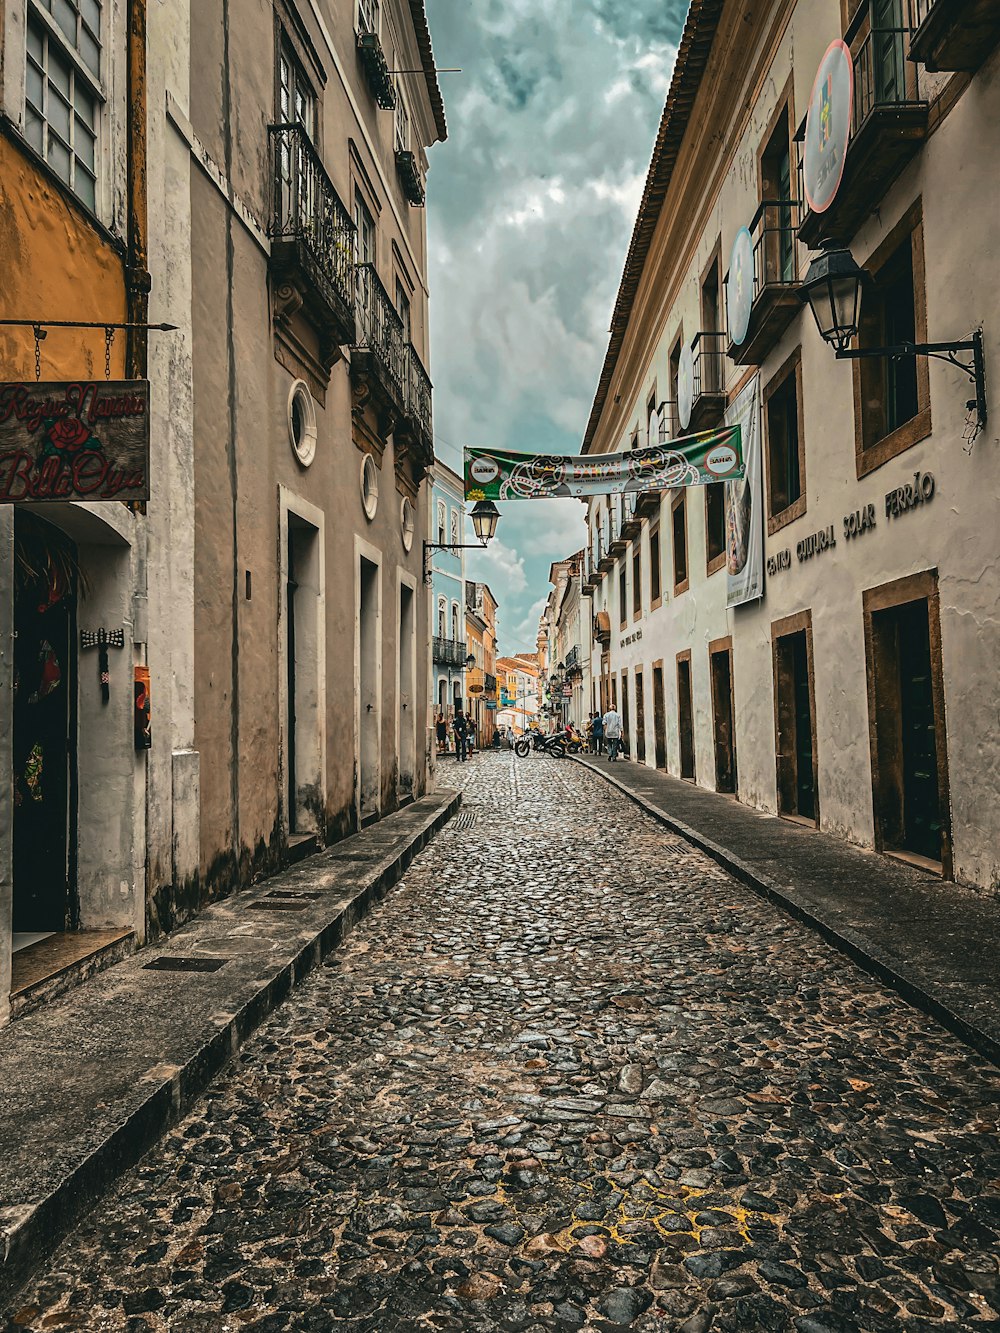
[7,753,1000,1332]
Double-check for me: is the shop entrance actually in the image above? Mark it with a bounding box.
[676,650,695,780]
[710,638,737,795]
[620,669,630,758]
[652,661,666,769]
[634,668,646,763]
[865,575,950,874]
[773,613,818,823]
[12,512,78,943]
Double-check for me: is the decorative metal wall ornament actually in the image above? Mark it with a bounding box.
[463,424,743,502]
[81,628,125,703]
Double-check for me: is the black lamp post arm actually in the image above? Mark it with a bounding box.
[422,538,488,583]
[835,331,986,429]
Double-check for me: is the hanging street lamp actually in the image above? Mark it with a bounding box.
[423,499,501,583]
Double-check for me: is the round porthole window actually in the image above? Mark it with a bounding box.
[287,380,317,467]
[361,453,379,520]
[401,497,414,551]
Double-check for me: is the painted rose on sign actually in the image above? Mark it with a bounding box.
[45,416,95,453]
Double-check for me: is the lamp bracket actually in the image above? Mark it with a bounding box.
[835,331,986,431]
[422,539,488,584]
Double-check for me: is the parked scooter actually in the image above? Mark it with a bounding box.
[514,730,566,759]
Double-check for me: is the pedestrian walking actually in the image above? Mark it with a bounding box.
[591,710,604,755]
[453,709,470,763]
[435,713,447,755]
[602,705,623,761]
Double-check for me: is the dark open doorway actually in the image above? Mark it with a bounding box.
[652,661,666,769]
[710,637,737,794]
[676,650,695,781]
[12,511,78,939]
[772,612,818,824]
[634,668,646,763]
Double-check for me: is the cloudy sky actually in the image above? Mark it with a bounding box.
[424,0,688,653]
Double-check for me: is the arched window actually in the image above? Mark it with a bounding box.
[437,596,446,638]
[450,508,461,545]
[451,602,460,642]
[436,501,446,545]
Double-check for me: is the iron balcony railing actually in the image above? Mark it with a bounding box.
[853,4,922,131]
[268,123,356,316]
[404,341,433,444]
[432,636,467,668]
[484,672,497,695]
[565,645,581,671]
[750,196,801,297]
[354,262,405,405]
[691,331,727,399]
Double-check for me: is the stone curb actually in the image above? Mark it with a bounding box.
[573,756,1000,1071]
[0,788,460,1307]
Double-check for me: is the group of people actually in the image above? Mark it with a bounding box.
[435,710,474,762]
[584,707,625,761]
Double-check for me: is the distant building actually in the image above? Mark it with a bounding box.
[429,463,467,727]
[539,554,589,728]
[465,581,498,746]
[496,654,540,734]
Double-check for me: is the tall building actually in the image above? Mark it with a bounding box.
[429,461,467,728]
[582,0,1000,888]
[464,580,498,747]
[544,552,589,729]
[495,653,540,734]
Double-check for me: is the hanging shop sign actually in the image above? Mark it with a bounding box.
[464,424,743,501]
[0,380,149,503]
[725,374,764,608]
[802,40,853,215]
[727,226,754,347]
[677,341,694,431]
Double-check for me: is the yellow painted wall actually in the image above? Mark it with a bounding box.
[0,133,127,380]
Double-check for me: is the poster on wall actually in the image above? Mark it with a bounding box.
[464,423,743,501]
[725,373,763,608]
[0,380,150,502]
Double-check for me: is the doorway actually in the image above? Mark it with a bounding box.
[634,668,646,764]
[864,573,951,874]
[620,669,630,758]
[709,637,737,794]
[12,512,78,940]
[676,650,695,780]
[398,579,416,800]
[772,612,818,823]
[285,513,322,837]
[358,554,380,825]
[652,661,667,769]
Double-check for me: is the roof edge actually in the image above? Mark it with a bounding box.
[408,0,448,144]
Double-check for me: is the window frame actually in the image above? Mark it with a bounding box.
[619,565,628,631]
[852,199,931,478]
[436,499,446,546]
[705,483,727,576]
[756,75,797,287]
[763,346,807,535]
[649,522,662,611]
[671,490,689,596]
[632,543,642,621]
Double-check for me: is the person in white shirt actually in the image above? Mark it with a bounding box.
[602,707,623,762]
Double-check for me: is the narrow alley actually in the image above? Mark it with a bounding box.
[5,753,1000,1332]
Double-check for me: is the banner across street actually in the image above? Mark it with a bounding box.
[463,424,744,500]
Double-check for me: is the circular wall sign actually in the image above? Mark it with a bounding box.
[803,39,853,215]
[727,227,754,347]
[678,342,694,432]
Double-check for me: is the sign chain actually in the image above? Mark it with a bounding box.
[32,325,44,382]
[105,326,114,381]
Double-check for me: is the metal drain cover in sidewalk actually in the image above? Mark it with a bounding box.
[143,956,228,972]
[248,900,311,912]
[453,811,478,830]
[266,890,322,900]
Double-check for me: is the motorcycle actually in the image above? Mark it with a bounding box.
[563,725,587,754]
[514,731,566,759]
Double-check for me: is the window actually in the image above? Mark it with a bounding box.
[619,566,627,630]
[760,97,794,285]
[288,380,317,467]
[437,597,447,639]
[395,278,411,343]
[855,202,930,476]
[279,39,315,139]
[357,0,379,35]
[400,496,414,551]
[706,485,726,573]
[650,525,662,607]
[451,602,460,641]
[646,392,658,448]
[632,546,642,619]
[354,191,376,266]
[436,500,446,545]
[450,508,460,546]
[395,92,410,155]
[361,452,378,519]
[764,350,806,533]
[700,253,722,393]
[669,335,683,438]
[671,491,688,595]
[25,3,102,212]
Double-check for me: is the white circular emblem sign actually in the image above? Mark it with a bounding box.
[803,39,853,214]
[470,455,499,485]
[705,444,738,477]
[727,227,754,347]
[678,341,694,432]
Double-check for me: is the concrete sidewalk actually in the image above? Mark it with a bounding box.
[0,788,459,1305]
[575,753,1000,1068]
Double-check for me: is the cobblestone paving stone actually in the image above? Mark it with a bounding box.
[6,753,1000,1332]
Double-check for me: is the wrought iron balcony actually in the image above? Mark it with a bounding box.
[607,510,626,558]
[399,341,433,465]
[798,3,927,247]
[727,197,802,366]
[357,29,396,110]
[268,123,356,361]
[352,262,406,423]
[909,0,1000,72]
[395,150,425,207]
[688,331,728,427]
[432,636,467,668]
